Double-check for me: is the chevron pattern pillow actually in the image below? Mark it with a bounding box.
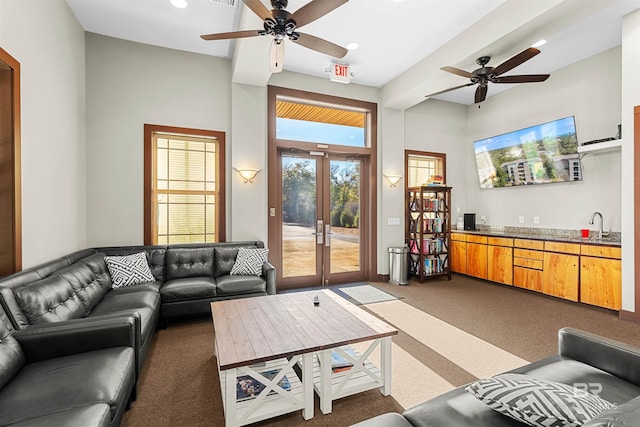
[466,373,615,427]
[230,248,269,276]
[104,252,156,288]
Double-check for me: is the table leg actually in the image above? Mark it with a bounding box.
[381,337,392,396]
[301,353,314,420]
[319,349,333,414]
[224,368,237,427]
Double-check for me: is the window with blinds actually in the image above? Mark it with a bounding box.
[144,125,225,245]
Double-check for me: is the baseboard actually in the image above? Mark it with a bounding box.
[619,310,640,324]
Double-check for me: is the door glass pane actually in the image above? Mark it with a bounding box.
[329,159,360,274]
[281,156,317,278]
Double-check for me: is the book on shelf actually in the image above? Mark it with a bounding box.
[236,369,291,402]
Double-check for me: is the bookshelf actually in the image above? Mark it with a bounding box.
[406,186,452,282]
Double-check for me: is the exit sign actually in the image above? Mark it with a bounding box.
[330,62,351,84]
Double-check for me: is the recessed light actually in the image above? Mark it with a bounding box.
[531,39,547,48]
[346,42,359,50]
[170,0,188,8]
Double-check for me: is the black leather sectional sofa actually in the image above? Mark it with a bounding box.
[352,328,640,427]
[0,241,275,427]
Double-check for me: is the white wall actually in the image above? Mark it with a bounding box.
[621,9,640,312]
[405,99,469,218]
[465,47,622,231]
[0,0,86,267]
[85,34,232,246]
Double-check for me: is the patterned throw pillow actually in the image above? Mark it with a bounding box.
[465,373,615,427]
[104,252,156,288]
[230,248,269,276]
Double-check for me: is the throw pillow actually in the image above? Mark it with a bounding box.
[465,373,615,427]
[104,252,156,288]
[230,248,269,276]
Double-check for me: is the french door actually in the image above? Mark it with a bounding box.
[276,149,367,288]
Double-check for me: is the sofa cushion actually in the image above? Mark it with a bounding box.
[166,247,214,280]
[5,404,111,427]
[87,305,158,343]
[161,277,217,303]
[0,346,135,426]
[109,281,163,295]
[80,252,114,291]
[466,373,615,427]
[14,275,85,324]
[230,248,269,276]
[104,252,155,288]
[58,263,108,314]
[214,247,240,277]
[216,275,266,296]
[0,305,25,390]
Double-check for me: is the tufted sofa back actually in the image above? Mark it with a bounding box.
[213,241,264,277]
[166,246,214,280]
[0,304,25,390]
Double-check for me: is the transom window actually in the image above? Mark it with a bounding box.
[144,125,226,245]
[275,99,366,147]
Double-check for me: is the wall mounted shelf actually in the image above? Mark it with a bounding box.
[577,139,622,154]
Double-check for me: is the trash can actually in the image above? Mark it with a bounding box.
[388,246,409,285]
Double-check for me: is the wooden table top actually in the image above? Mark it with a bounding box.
[211,289,398,370]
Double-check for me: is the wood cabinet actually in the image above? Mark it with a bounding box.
[406,186,452,281]
[452,233,621,311]
[487,237,513,285]
[466,235,487,280]
[580,245,622,310]
[450,233,467,274]
[543,250,579,301]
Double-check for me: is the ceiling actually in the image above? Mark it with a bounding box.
[66,0,640,108]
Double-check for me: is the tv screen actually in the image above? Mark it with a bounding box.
[473,116,580,188]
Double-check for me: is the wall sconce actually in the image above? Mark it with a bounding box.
[384,174,403,187]
[234,168,261,183]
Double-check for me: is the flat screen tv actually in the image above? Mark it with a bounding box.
[473,116,580,189]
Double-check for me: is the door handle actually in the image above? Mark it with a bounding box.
[325,224,333,247]
[315,220,324,245]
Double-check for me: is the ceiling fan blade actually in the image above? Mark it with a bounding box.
[494,74,550,83]
[200,30,262,41]
[425,83,475,98]
[293,33,347,58]
[243,0,272,21]
[290,0,349,28]
[492,47,540,76]
[475,85,488,103]
[441,66,476,79]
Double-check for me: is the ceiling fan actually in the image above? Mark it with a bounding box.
[201,0,349,72]
[425,47,550,104]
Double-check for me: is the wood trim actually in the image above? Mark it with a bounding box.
[0,48,21,273]
[267,86,378,287]
[143,124,226,245]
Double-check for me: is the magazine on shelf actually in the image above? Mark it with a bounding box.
[321,348,357,373]
[236,369,291,402]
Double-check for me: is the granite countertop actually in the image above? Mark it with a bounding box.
[452,226,621,247]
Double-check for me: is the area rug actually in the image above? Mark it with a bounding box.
[334,283,401,305]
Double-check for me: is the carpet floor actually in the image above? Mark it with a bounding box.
[121,274,640,427]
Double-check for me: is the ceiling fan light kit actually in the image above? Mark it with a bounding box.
[425,47,551,104]
[201,0,349,71]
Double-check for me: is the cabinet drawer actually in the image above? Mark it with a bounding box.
[580,245,621,259]
[451,233,467,242]
[513,248,544,260]
[513,239,544,250]
[544,241,581,255]
[467,234,488,244]
[513,258,543,270]
[514,267,542,292]
[488,237,513,247]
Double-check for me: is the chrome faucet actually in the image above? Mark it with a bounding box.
[589,211,609,239]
